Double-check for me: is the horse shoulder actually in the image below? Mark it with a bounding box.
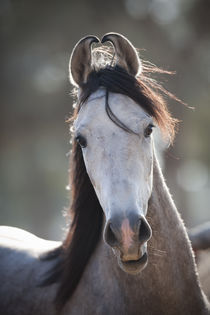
[0,226,60,315]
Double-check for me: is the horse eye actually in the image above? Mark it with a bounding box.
[75,135,87,148]
[144,124,154,138]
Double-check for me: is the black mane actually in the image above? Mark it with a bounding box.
[41,62,177,310]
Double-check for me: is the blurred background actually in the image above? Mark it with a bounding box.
[1,0,210,241]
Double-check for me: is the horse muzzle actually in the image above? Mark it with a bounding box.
[104,212,152,274]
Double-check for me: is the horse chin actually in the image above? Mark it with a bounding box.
[117,252,148,275]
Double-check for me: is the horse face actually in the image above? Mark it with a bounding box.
[74,89,153,274]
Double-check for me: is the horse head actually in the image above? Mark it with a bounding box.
[69,33,155,274]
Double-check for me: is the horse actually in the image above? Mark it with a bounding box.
[0,33,209,315]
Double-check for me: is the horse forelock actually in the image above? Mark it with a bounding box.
[72,48,179,143]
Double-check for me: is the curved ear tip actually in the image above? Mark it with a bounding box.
[101,32,123,43]
[69,35,100,87]
[76,35,100,46]
[101,35,108,44]
[101,32,142,77]
[70,35,99,64]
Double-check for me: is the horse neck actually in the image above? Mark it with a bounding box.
[93,151,209,314]
[148,151,195,269]
[144,152,208,313]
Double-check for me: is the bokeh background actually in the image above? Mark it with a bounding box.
[1,0,210,241]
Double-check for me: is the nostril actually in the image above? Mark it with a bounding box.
[138,218,152,244]
[104,222,118,247]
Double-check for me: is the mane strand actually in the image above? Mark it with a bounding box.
[54,141,103,309]
[41,141,103,311]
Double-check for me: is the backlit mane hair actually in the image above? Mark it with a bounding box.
[41,46,179,310]
[73,47,179,142]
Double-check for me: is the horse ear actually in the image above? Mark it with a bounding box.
[101,32,142,77]
[69,35,100,87]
